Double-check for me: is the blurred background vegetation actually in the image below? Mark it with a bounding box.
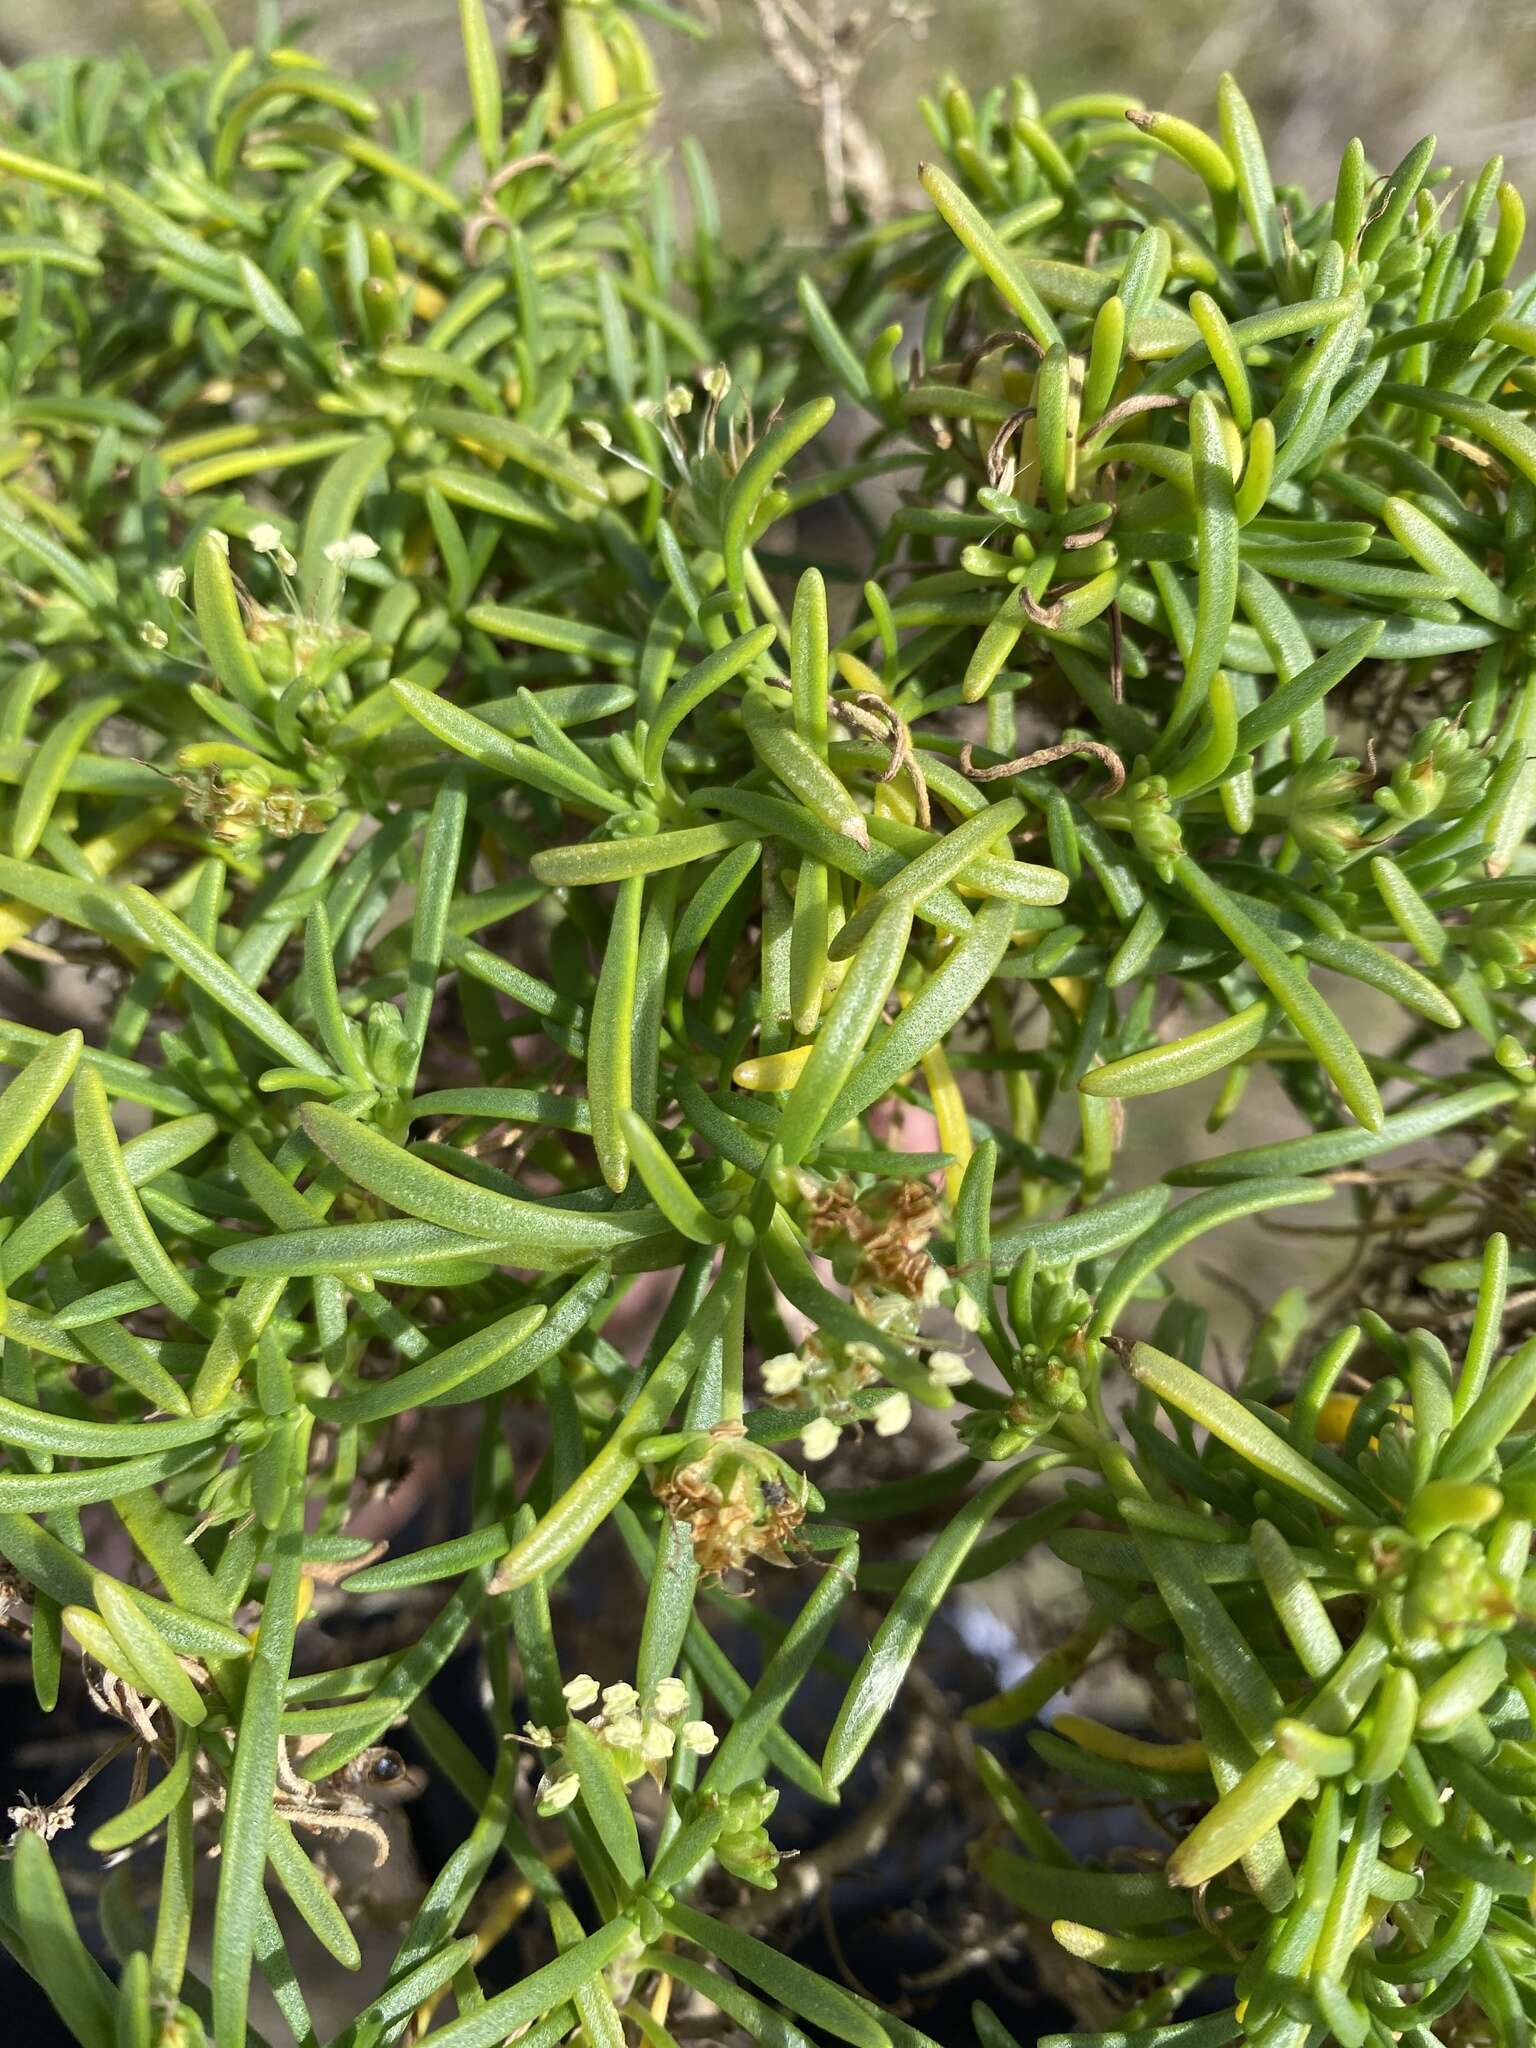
[8,0,1536,241]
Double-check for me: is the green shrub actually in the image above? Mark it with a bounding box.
[0,4,1535,2046]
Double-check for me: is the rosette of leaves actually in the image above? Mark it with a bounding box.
[974,1238,1536,2048]
[0,5,1532,2048]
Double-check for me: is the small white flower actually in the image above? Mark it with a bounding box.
[562,1673,600,1713]
[680,1720,718,1756]
[521,1722,555,1749]
[761,1352,806,1396]
[921,1262,949,1306]
[154,566,186,598]
[651,1677,689,1720]
[140,621,169,650]
[640,1719,676,1763]
[580,418,613,448]
[601,1681,639,1714]
[323,533,380,566]
[702,363,731,402]
[927,1349,972,1388]
[535,1771,580,1816]
[663,384,694,418]
[250,522,298,573]
[954,1293,983,1333]
[800,1416,840,1462]
[874,1391,912,1437]
[603,1711,645,1750]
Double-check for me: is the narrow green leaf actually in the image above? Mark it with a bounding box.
[1170,856,1383,1130]
[192,531,268,714]
[1080,1001,1269,1100]
[776,902,914,1167]
[1089,1179,1332,1338]
[665,1900,890,2048]
[299,430,392,610]
[0,1028,82,1181]
[9,1828,116,2048]
[824,1464,1031,1788]
[561,1717,645,1889]
[211,1445,309,2048]
[296,1101,664,1255]
[1129,1345,1371,1520]
[919,162,1061,349]
[721,397,835,595]
[458,0,503,167]
[73,1066,202,1322]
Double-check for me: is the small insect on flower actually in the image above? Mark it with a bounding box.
[649,1419,810,1577]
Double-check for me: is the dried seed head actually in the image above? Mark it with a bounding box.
[652,1421,809,1576]
[6,1792,74,1844]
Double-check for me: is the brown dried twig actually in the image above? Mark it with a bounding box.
[837,691,932,827]
[463,154,560,263]
[751,1,930,225]
[958,327,1045,385]
[986,407,1035,486]
[960,737,1127,796]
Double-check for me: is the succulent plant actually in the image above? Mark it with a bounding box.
[0,5,1534,2046]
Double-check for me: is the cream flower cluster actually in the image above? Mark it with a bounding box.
[527,1676,717,1818]
[761,1339,912,1462]
[760,1287,977,1463]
